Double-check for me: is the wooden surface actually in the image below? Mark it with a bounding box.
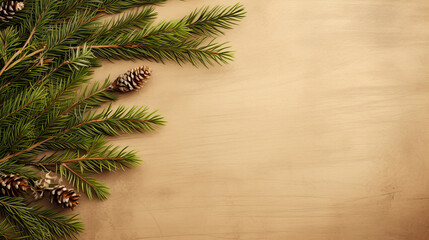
[77,1,429,239]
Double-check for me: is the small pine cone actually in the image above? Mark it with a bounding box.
[50,185,80,210]
[0,1,24,22]
[110,66,152,92]
[0,174,29,197]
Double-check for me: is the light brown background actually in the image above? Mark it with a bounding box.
[77,1,429,239]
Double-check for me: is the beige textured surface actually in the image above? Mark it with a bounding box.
[77,1,429,239]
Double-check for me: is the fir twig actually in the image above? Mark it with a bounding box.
[0,196,83,239]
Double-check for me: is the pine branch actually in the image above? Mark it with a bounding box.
[68,105,165,137]
[90,7,156,40]
[0,137,53,163]
[27,158,126,165]
[0,160,37,181]
[0,60,42,91]
[0,89,46,124]
[0,197,46,239]
[31,208,83,240]
[0,104,163,162]
[56,0,101,20]
[184,4,246,37]
[71,10,240,65]
[3,47,46,73]
[0,196,83,240]
[59,164,110,200]
[36,68,92,118]
[0,100,33,122]
[77,38,233,66]
[27,137,141,173]
[46,10,96,50]
[61,82,113,116]
[42,79,117,134]
[33,46,94,87]
[0,122,36,160]
[101,0,167,14]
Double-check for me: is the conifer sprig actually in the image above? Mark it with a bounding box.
[184,4,246,37]
[26,137,142,199]
[59,164,110,200]
[0,196,83,240]
[91,7,157,38]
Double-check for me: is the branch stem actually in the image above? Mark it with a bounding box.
[61,164,94,187]
[0,4,49,77]
[4,47,46,73]
[70,44,220,55]
[26,157,126,166]
[0,137,54,163]
[0,99,34,121]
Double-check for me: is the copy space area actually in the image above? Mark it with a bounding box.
[78,1,429,239]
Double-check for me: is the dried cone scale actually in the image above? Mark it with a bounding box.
[110,66,152,92]
[50,185,80,210]
[0,1,24,22]
[0,174,29,197]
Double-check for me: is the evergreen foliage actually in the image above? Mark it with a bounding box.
[0,0,244,238]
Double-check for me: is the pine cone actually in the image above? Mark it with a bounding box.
[0,174,29,197]
[110,66,152,92]
[50,185,80,210]
[0,1,24,22]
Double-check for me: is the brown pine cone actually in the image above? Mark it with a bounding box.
[0,174,29,197]
[0,1,24,22]
[110,66,152,92]
[50,185,80,210]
